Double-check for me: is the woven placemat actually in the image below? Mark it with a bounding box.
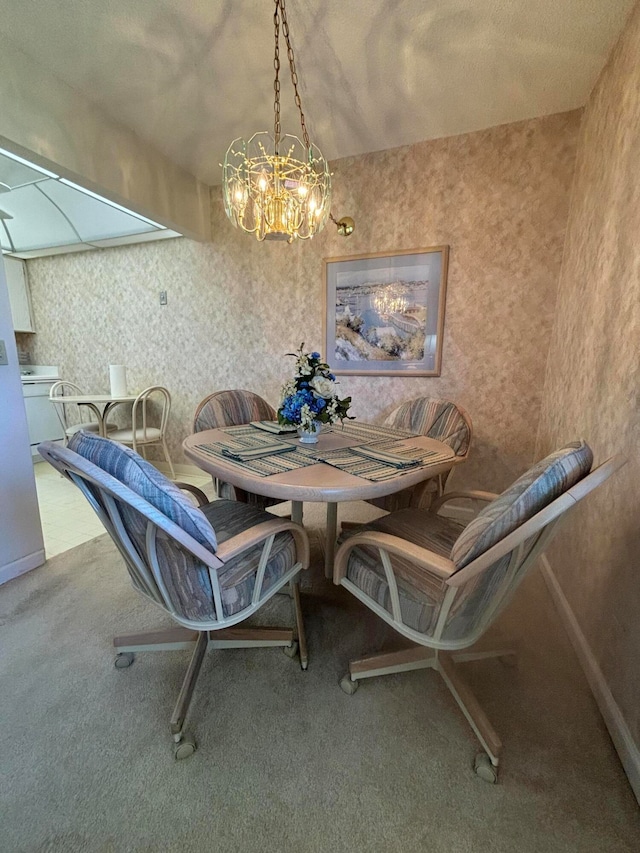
[305,445,453,482]
[195,441,317,477]
[331,421,418,443]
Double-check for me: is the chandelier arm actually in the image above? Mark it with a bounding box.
[273,0,282,151]
[278,0,311,149]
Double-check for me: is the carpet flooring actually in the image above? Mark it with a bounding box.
[1,501,639,853]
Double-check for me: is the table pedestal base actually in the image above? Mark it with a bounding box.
[292,500,338,580]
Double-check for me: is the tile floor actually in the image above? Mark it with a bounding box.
[34,461,213,559]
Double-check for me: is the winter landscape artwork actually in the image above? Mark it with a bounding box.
[323,247,449,376]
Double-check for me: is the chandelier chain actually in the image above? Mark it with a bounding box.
[278,0,311,149]
[273,0,281,150]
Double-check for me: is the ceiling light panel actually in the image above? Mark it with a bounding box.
[0,184,78,250]
[39,180,158,241]
[58,179,164,228]
[0,151,55,189]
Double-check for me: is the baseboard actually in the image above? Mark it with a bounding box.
[0,548,46,586]
[541,556,640,804]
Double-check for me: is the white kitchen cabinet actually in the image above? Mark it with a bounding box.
[4,256,35,332]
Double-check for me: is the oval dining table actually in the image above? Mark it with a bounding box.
[183,425,460,579]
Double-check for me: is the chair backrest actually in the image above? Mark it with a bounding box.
[49,380,97,429]
[433,444,625,648]
[384,397,472,457]
[193,390,276,433]
[38,433,225,628]
[132,386,171,441]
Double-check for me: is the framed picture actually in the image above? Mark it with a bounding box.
[323,246,449,376]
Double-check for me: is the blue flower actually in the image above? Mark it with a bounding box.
[311,351,321,359]
[328,373,336,381]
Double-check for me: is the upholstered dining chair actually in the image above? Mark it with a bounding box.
[193,389,276,433]
[376,397,472,512]
[193,389,283,508]
[50,380,115,443]
[108,385,175,479]
[38,431,309,760]
[334,441,624,782]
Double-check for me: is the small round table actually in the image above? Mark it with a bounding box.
[49,393,137,437]
[183,426,460,578]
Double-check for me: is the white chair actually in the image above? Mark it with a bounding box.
[38,433,309,759]
[108,385,175,479]
[334,441,625,782]
[49,380,113,443]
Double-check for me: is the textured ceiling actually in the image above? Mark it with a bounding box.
[0,0,634,185]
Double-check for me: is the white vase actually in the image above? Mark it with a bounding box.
[297,421,322,444]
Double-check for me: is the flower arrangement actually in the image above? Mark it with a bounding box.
[278,344,352,431]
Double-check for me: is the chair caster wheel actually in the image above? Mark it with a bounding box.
[174,736,197,760]
[114,652,135,669]
[340,673,359,695]
[474,753,498,783]
[283,641,299,659]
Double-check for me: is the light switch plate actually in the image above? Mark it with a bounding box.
[0,339,8,366]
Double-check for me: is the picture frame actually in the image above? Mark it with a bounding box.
[323,246,449,376]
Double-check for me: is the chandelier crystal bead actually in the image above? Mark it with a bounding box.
[222,0,332,243]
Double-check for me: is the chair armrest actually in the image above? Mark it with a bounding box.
[430,490,498,514]
[334,530,456,585]
[175,482,209,506]
[214,517,310,570]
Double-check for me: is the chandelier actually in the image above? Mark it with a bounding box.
[222,0,333,243]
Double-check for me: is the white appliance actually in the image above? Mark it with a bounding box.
[21,365,65,459]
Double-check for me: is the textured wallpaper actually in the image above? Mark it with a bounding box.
[26,111,579,494]
[536,5,640,748]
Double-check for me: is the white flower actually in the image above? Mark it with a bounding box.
[299,404,315,429]
[326,398,340,424]
[309,375,336,399]
[295,355,313,377]
[280,379,297,401]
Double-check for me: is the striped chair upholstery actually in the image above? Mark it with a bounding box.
[385,398,472,456]
[67,431,297,620]
[193,390,276,433]
[451,441,593,568]
[201,500,296,616]
[192,390,282,509]
[343,509,465,633]
[343,441,593,638]
[443,440,593,642]
[366,398,472,513]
